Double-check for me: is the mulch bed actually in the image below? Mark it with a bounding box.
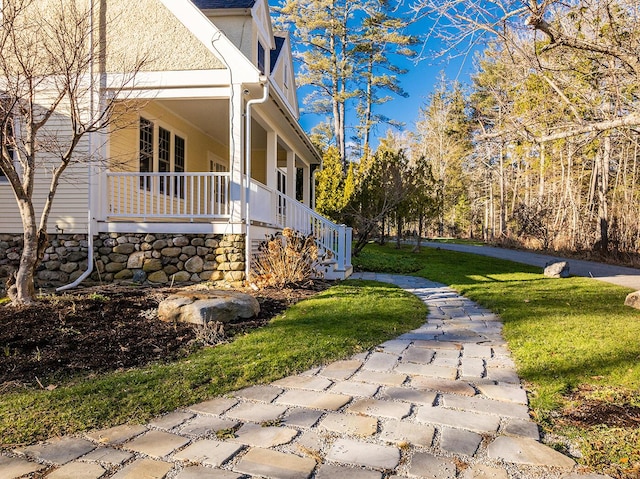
[0,281,329,389]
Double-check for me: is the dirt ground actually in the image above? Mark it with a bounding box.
[0,281,329,389]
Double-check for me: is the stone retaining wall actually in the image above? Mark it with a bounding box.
[0,233,246,291]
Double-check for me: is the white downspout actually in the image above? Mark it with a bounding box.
[58,0,97,291]
[244,78,269,281]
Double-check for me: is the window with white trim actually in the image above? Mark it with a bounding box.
[138,116,186,197]
[257,41,266,74]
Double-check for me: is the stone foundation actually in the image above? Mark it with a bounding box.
[0,233,246,291]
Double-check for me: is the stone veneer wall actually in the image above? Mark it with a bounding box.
[0,233,246,291]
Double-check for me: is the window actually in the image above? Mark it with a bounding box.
[284,64,289,88]
[138,116,186,197]
[174,135,185,198]
[158,126,170,193]
[257,41,266,74]
[139,117,154,190]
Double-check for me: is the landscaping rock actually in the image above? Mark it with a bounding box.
[624,290,640,310]
[157,289,259,325]
[544,261,570,278]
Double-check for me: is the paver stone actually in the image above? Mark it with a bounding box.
[401,347,435,364]
[273,375,333,391]
[394,362,457,380]
[45,461,106,479]
[124,430,190,458]
[439,427,482,456]
[110,458,173,479]
[346,398,412,419]
[477,384,528,404]
[319,360,363,380]
[487,436,576,468]
[326,438,400,470]
[276,389,351,410]
[282,408,324,428]
[363,352,400,371]
[316,464,383,479]
[410,377,476,396]
[380,420,435,447]
[225,402,287,423]
[353,370,407,386]
[86,424,147,445]
[19,437,95,465]
[379,387,437,406]
[188,398,238,415]
[442,394,530,419]
[504,418,541,440]
[232,385,283,403]
[461,464,509,479]
[318,413,378,436]
[407,452,457,479]
[81,447,133,465]
[416,405,500,434]
[174,466,243,478]
[149,411,195,430]
[179,416,238,437]
[234,447,316,479]
[0,455,46,478]
[173,439,243,467]
[331,380,379,397]
[231,423,298,447]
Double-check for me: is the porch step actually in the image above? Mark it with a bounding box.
[314,258,353,281]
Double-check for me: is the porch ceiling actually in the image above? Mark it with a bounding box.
[157,99,228,141]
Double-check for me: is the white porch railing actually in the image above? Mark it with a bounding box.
[107,172,231,219]
[271,186,352,272]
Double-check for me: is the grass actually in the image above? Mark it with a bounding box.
[0,280,426,446]
[354,243,640,478]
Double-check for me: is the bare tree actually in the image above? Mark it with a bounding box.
[0,0,145,305]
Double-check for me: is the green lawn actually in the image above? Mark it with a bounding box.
[0,280,426,446]
[354,243,640,478]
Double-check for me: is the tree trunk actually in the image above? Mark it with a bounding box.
[597,134,611,252]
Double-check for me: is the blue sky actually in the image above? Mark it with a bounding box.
[294,18,483,151]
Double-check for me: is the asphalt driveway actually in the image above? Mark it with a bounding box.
[422,242,640,291]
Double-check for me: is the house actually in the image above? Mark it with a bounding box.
[0,0,352,289]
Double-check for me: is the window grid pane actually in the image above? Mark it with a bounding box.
[174,135,185,199]
[139,117,154,190]
[158,127,170,194]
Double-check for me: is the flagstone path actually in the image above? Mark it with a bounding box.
[0,273,611,479]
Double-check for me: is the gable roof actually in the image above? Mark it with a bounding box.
[192,0,256,8]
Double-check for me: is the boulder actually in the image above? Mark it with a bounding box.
[543,261,570,278]
[624,291,640,310]
[158,289,260,325]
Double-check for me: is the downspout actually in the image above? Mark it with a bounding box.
[244,78,269,282]
[58,0,97,291]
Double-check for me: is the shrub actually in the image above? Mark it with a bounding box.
[251,228,324,287]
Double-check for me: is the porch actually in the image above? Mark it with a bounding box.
[103,172,353,278]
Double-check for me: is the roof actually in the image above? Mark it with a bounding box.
[191,0,256,8]
[270,36,285,71]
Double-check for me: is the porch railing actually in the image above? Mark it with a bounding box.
[107,172,231,219]
[272,186,352,272]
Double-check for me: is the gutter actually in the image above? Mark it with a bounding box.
[244,77,269,281]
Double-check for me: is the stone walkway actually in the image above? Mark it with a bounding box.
[1,274,610,479]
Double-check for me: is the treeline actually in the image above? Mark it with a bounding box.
[313,0,640,260]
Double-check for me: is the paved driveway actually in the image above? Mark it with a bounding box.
[422,242,640,291]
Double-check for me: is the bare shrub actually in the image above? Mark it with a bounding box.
[251,228,324,287]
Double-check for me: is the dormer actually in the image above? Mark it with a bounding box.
[192,0,274,75]
[270,33,299,119]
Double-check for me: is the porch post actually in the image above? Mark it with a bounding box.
[265,131,277,190]
[286,151,295,201]
[302,163,310,206]
[229,83,244,223]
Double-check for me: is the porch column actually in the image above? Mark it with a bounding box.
[229,83,244,223]
[265,131,277,191]
[302,163,310,206]
[286,151,295,201]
